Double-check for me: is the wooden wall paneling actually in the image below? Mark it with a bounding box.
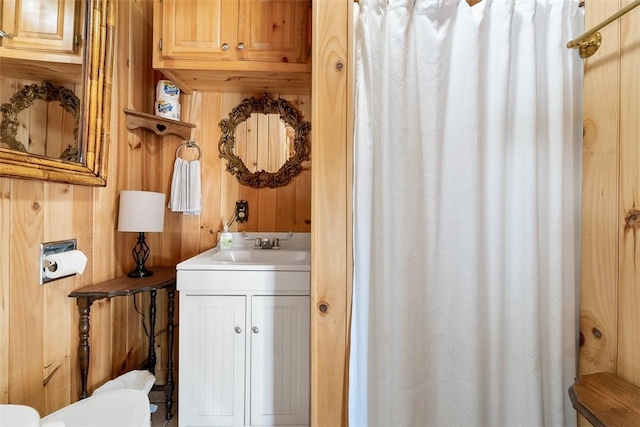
[42,182,74,413]
[238,109,260,232]
[345,0,355,383]
[69,184,94,400]
[268,113,285,170]
[256,114,270,174]
[8,180,46,412]
[236,111,251,170]
[311,0,350,425]
[199,91,223,250]
[131,0,156,115]
[617,4,640,385]
[159,132,184,265]
[29,100,47,155]
[237,92,262,231]
[46,100,65,158]
[253,94,278,231]
[220,93,243,233]
[238,184,260,231]
[579,0,621,376]
[0,178,10,403]
[276,178,297,231]
[294,95,311,232]
[276,94,301,232]
[257,187,278,231]
[180,90,204,255]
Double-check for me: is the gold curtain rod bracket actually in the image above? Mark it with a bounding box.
[567,0,640,58]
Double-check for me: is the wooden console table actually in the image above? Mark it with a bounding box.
[569,372,640,426]
[68,266,176,420]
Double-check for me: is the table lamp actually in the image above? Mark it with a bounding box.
[117,190,165,278]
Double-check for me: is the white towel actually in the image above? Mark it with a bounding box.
[169,158,201,215]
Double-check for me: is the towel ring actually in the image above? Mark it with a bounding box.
[176,140,201,160]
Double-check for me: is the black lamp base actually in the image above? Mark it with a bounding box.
[127,231,154,279]
[127,265,154,278]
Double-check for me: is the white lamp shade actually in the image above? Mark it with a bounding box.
[117,191,165,232]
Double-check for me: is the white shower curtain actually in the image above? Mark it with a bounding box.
[350,0,582,426]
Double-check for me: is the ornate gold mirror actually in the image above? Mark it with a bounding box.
[218,94,310,188]
[0,81,80,159]
[0,0,114,186]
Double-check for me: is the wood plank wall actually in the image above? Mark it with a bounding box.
[311,0,351,425]
[0,0,311,415]
[580,0,640,401]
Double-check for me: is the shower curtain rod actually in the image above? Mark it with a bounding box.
[567,0,640,58]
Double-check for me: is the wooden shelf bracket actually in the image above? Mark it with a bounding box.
[124,109,195,140]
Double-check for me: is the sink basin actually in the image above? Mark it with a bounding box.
[211,249,309,264]
[176,232,311,272]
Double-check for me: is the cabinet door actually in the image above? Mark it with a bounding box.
[237,0,309,64]
[1,0,79,53]
[180,295,246,426]
[250,296,310,426]
[160,0,237,61]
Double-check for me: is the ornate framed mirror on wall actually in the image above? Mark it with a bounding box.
[218,94,311,189]
[0,0,114,186]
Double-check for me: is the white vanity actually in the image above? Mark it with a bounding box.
[176,232,310,427]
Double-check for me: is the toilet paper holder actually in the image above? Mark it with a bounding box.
[40,239,77,285]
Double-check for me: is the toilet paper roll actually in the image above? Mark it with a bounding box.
[44,250,88,279]
[156,80,180,101]
[154,99,181,121]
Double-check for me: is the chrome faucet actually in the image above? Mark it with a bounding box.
[250,237,281,250]
[259,238,273,249]
[242,232,291,250]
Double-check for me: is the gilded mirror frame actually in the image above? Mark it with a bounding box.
[218,94,311,189]
[0,0,115,186]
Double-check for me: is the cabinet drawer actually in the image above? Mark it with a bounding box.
[177,270,310,294]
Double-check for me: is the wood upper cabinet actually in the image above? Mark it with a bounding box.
[236,0,309,64]
[0,0,81,57]
[159,0,237,61]
[153,0,311,94]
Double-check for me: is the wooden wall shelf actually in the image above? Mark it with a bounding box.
[569,372,640,427]
[124,109,195,140]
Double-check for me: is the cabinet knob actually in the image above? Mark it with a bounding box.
[252,326,259,334]
[235,326,242,334]
[222,43,229,51]
[238,42,245,50]
[0,30,12,39]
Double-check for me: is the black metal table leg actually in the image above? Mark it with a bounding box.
[165,287,175,420]
[147,289,157,374]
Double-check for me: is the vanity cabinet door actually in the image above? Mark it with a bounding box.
[159,0,237,61]
[237,0,309,64]
[250,296,310,426]
[0,0,80,55]
[180,295,246,426]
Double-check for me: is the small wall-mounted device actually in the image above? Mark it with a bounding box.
[235,200,249,223]
[40,239,77,285]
